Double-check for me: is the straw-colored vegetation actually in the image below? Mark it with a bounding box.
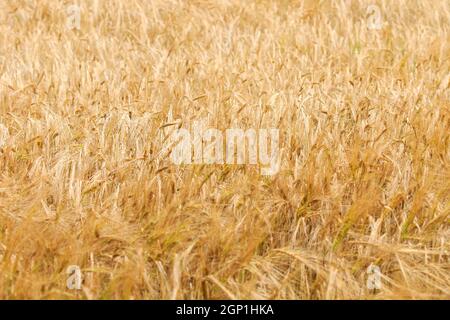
[0,0,448,299]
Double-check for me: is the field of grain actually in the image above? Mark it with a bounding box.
[0,0,449,299]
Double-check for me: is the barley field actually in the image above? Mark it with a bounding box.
[0,0,449,299]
